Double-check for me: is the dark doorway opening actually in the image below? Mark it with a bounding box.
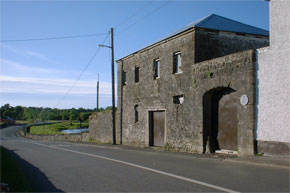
[202,87,237,153]
[149,111,165,147]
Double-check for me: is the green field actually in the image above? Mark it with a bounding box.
[30,121,89,135]
[15,120,34,125]
[0,146,31,192]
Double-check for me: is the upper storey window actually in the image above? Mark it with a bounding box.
[153,59,160,79]
[122,70,127,85]
[135,66,139,83]
[173,52,182,74]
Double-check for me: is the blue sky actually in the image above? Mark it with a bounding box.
[0,0,269,109]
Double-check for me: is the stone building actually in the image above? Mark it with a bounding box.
[117,14,269,155]
[256,0,290,156]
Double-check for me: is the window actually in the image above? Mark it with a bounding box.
[134,105,139,123]
[122,70,127,85]
[173,95,184,104]
[135,66,139,83]
[173,52,182,74]
[153,59,160,79]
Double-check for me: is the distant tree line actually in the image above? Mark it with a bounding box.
[0,104,115,122]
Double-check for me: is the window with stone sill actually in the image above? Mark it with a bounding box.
[153,59,160,79]
[173,52,182,74]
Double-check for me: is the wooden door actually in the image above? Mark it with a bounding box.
[149,111,165,147]
[218,93,238,151]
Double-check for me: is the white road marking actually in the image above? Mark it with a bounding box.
[49,144,71,147]
[20,139,240,193]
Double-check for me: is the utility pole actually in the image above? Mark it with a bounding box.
[98,28,116,145]
[97,73,99,112]
[111,28,116,145]
[120,60,123,145]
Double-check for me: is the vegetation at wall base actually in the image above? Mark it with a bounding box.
[0,146,31,192]
[30,121,89,135]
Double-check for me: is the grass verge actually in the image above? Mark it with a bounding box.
[0,146,31,192]
[30,121,89,135]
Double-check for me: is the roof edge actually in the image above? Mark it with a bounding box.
[117,14,269,62]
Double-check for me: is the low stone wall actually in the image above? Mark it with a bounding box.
[89,112,114,144]
[22,131,90,143]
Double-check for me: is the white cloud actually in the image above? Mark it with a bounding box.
[1,44,48,60]
[0,58,63,74]
[0,75,112,95]
[0,57,99,80]
[0,45,113,108]
[23,50,47,59]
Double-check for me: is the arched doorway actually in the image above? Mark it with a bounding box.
[202,87,237,153]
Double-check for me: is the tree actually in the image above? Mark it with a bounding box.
[80,112,91,121]
[62,113,69,120]
[0,104,96,122]
[2,106,15,119]
[39,109,47,121]
[14,106,24,120]
[69,110,78,121]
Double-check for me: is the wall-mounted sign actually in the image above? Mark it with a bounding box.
[240,95,249,106]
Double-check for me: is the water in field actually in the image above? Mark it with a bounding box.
[61,128,89,134]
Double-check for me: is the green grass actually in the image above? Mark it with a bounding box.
[16,120,59,125]
[15,120,33,125]
[0,146,31,192]
[30,121,89,135]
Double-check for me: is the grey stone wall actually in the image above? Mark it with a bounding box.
[195,29,269,63]
[118,48,257,154]
[23,132,90,142]
[192,50,256,154]
[117,27,268,155]
[118,30,195,148]
[89,112,114,144]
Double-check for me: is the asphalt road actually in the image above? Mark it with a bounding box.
[1,126,289,192]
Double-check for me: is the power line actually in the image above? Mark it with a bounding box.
[54,32,110,108]
[55,0,172,107]
[114,1,154,29]
[116,0,173,35]
[1,1,171,42]
[0,32,108,43]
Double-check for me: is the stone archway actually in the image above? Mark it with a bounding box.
[202,87,237,153]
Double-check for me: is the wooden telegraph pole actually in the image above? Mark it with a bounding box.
[99,28,116,145]
[111,28,116,145]
[97,74,99,112]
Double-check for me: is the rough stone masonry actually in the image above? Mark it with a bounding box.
[91,14,269,155]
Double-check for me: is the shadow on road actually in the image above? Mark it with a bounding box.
[5,148,64,192]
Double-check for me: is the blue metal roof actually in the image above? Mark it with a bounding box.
[118,14,269,61]
[163,14,269,40]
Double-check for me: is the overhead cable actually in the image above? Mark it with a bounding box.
[116,0,173,35]
[53,32,110,108]
[1,32,108,43]
[114,1,154,29]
